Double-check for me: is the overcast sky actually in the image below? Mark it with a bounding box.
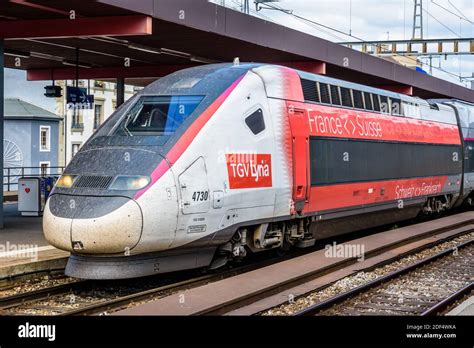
[5,68,55,113]
[216,0,474,86]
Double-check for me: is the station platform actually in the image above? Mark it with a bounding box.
[0,202,68,279]
[1,202,49,247]
[447,296,474,316]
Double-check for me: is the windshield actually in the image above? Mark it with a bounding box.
[115,95,204,136]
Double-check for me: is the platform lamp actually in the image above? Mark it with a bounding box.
[44,83,62,98]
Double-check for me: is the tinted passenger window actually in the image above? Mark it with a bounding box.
[310,138,461,186]
[245,109,265,135]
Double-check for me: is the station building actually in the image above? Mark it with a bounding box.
[4,98,61,191]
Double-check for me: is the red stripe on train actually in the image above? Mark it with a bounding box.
[303,176,457,213]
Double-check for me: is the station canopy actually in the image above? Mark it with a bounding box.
[0,0,473,101]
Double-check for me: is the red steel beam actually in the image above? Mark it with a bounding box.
[27,65,197,81]
[378,85,413,95]
[275,61,326,75]
[27,61,327,81]
[0,15,152,39]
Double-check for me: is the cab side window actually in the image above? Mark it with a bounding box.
[245,109,265,135]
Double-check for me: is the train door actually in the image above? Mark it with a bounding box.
[178,157,210,215]
[287,104,310,213]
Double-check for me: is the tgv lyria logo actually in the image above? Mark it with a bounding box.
[226,153,272,189]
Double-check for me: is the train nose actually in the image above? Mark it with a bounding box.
[43,195,143,254]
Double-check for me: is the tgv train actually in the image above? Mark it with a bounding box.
[43,63,474,279]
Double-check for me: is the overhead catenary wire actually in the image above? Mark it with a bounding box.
[430,0,473,24]
[214,0,465,83]
[448,0,474,23]
[255,1,349,42]
[268,2,358,40]
[229,0,276,22]
[262,1,464,82]
[422,7,462,37]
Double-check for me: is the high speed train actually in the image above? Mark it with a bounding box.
[43,62,474,279]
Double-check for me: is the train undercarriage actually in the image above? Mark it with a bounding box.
[213,193,463,268]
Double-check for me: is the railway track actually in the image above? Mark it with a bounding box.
[0,278,87,309]
[123,218,474,316]
[292,240,473,316]
[189,228,474,315]
[2,214,474,316]
[0,246,319,315]
[0,270,237,315]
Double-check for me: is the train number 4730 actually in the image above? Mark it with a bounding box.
[192,191,209,202]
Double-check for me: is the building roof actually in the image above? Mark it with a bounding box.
[4,98,60,121]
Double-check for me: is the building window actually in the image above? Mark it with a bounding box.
[40,126,51,152]
[39,162,50,176]
[71,110,84,131]
[94,104,103,129]
[72,111,79,127]
[72,143,81,157]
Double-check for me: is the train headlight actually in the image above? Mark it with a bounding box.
[56,175,77,188]
[110,176,150,190]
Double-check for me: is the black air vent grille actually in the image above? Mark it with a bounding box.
[301,79,319,102]
[74,175,114,189]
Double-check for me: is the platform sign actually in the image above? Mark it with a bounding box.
[66,86,94,108]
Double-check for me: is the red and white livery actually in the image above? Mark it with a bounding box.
[43,63,473,279]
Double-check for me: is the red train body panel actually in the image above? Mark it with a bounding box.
[283,102,462,215]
